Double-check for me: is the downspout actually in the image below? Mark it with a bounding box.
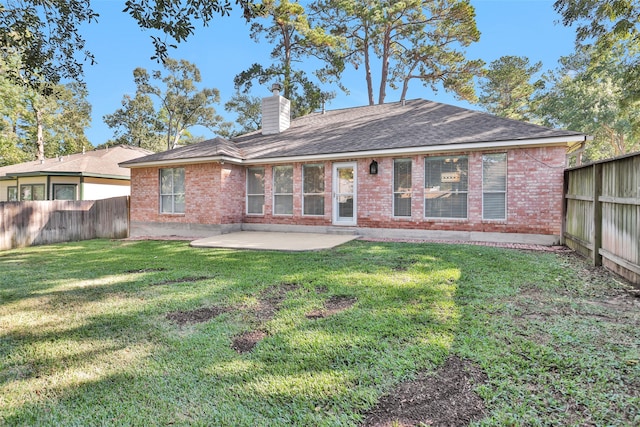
[80,176,85,200]
[46,175,51,200]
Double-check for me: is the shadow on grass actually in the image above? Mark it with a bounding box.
[2,239,525,425]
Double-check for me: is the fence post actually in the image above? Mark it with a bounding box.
[126,195,131,238]
[561,169,569,246]
[592,163,603,266]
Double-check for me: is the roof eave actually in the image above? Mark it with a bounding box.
[119,135,588,168]
[80,172,131,180]
[2,171,82,178]
[244,134,589,164]
[0,171,129,180]
[120,155,243,169]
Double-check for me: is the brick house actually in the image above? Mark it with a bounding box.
[120,90,589,245]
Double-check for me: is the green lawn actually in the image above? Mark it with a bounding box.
[0,239,638,426]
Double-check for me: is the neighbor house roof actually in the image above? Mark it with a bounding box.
[0,145,154,180]
[121,99,589,168]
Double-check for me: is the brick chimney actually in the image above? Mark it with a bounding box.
[261,83,290,135]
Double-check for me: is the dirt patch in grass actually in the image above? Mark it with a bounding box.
[306,295,357,319]
[239,285,358,352]
[124,268,167,273]
[230,283,301,351]
[362,356,488,427]
[151,276,211,286]
[232,330,268,353]
[391,258,417,272]
[587,290,640,311]
[515,253,639,322]
[251,282,300,322]
[166,306,229,326]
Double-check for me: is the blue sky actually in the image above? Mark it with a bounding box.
[80,0,578,146]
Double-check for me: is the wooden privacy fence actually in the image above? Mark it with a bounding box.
[563,152,640,284]
[0,196,129,251]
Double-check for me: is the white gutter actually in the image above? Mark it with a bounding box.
[121,135,589,169]
[122,155,242,168]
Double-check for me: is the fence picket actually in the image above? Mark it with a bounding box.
[0,196,129,251]
[564,153,640,284]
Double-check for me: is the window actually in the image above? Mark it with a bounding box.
[247,167,265,215]
[160,168,185,214]
[424,156,468,219]
[20,184,45,201]
[7,186,18,201]
[483,153,507,220]
[273,165,293,215]
[53,184,77,200]
[394,159,412,217]
[303,164,324,216]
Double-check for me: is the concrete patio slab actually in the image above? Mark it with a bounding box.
[190,231,359,251]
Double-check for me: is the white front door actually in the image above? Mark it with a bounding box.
[332,162,357,225]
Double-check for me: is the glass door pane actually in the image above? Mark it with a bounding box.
[333,163,356,225]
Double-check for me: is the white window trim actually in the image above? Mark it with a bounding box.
[272,165,294,216]
[302,164,325,217]
[246,167,265,215]
[332,161,357,226]
[482,153,508,221]
[159,168,185,214]
[393,159,412,218]
[423,156,468,220]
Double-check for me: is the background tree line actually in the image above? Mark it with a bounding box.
[476,0,640,162]
[1,0,638,165]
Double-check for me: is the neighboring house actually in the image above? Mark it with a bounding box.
[120,89,590,245]
[0,145,153,202]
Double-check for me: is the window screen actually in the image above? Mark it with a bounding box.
[247,167,265,214]
[160,168,185,214]
[53,184,77,200]
[20,184,45,201]
[7,186,17,201]
[273,165,293,215]
[394,159,412,217]
[303,164,324,216]
[482,153,507,220]
[424,156,468,219]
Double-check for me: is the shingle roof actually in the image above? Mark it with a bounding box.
[119,137,241,166]
[0,145,153,179]
[120,99,587,166]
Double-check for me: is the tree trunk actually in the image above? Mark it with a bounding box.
[171,128,183,149]
[603,125,625,156]
[400,79,410,102]
[282,23,293,100]
[617,133,625,155]
[378,28,391,104]
[166,115,174,151]
[35,108,44,161]
[400,61,419,102]
[363,25,374,106]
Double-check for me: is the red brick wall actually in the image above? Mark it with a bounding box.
[130,146,566,236]
[130,167,160,222]
[242,147,565,236]
[219,165,245,224]
[354,147,565,235]
[130,162,245,225]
